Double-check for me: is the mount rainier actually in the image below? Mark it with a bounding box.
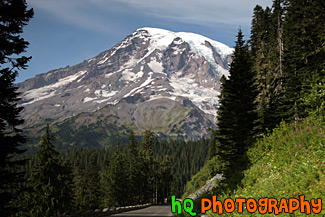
[18,27,233,146]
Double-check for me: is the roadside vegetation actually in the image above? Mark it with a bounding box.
[182,0,324,216]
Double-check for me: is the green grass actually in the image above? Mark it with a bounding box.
[182,118,324,216]
[207,118,325,216]
[182,156,224,200]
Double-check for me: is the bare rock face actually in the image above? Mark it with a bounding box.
[17,27,233,144]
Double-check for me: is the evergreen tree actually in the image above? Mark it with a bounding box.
[20,124,73,217]
[262,0,287,131]
[250,2,287,133]
[250,5,271,58]
[72,158,86,211]
[102,145,128,207]
[139,130,155,203]
[83,153,101,210]
[156,155,172,203]
[249,1,293,133]
[250,5,272,133]
[0,1,33,215]
[216,29,258,185]
[281,0,325,121]
[303,32,325,121]
[126,131,139,204]
[58,160,74,213]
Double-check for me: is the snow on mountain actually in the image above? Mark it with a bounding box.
[169,77,220,116]
[18,27,233,141]
[22,70,88,105]
[134,27,232,77]
[140,27,232,60]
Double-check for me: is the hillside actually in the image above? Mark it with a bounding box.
[182,118,325,216]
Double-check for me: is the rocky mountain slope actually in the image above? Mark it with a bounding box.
[18,27,233,145]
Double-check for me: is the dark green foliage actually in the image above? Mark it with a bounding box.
[262,0,287,130]
[156,155,172,203]
[101,145,129,207]
[18,124,73,217]
[250,3,283,132]
[0,0,33,215]
[250,5,271,57]
[138,130,155,203]
[83,153,101,209]
[303,32,325,121]
[216,29,258,185]
[98,132,206,207]
[125,131,140,204]
[69,147,114,210]
[153,138,209,198]
[72,158,86,211]
[17,131,208,213]
[303,80,325,122]
[208,129,223,161]
[208,129,217,160]
[281,0,325,121]
[249,0,324,131]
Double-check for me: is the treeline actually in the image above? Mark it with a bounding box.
[13,126,208,216]
[249,0,324,128]
[63,137,208,199]
[187,0,324,212]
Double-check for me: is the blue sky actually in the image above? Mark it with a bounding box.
[17,0,271,83]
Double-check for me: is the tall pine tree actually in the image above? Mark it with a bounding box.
[139,130,155,203]
[101,144,128,207]
[0,1,33,215]
[20,124,73,217]
[72,158,87,211]
[281,0,325,121]
[250,5,272,133]
[83,153,101,210]
[262,0,287,130]
[126,131,140,205]
[250,1,287,132]
[216,29,258,186]
[156,155,172,203]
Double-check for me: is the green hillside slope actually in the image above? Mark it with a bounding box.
[183,118,324,216]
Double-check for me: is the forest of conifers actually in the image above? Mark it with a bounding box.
[12,127,209,216]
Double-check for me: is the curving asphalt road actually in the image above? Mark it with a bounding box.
[110,205,173,217]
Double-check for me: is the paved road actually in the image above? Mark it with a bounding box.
[110,205,173,217]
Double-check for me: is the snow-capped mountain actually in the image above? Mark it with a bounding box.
[18,27,233,143]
